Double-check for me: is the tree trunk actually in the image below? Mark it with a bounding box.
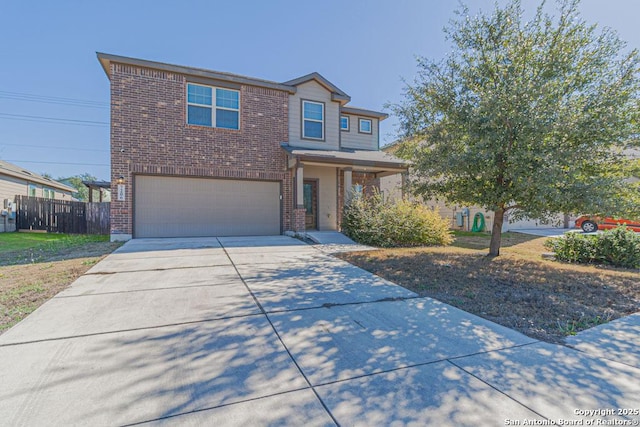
[489,208,506,256]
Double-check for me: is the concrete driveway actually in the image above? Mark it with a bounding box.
[1,236,639,426]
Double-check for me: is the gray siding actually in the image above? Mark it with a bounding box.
[304,165,337,230]
[340,114,379,150]
[0,176,23,233]
[288,80,340,150]
[380,173,403,201]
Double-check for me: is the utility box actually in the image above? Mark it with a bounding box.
[456,212,464,227]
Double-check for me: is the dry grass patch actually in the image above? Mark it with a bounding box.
[0,233,121,334]
[0,259,102,333]
[338,232,640,343]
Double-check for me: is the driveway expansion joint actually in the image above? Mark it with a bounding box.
[54,283,239,299]
[306,340,540,390]
[120,386,317,427]
[445,340,540,362]
[563,343,640,370]
[0,312,265,348]
[84,264,231,275]
[318,295,422,309]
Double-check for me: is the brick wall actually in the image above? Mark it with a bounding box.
[109,63,291,237]
[293,208,306,232]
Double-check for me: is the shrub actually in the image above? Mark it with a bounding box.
[342,191,453,247]
[545,226,640,269]
[596,226,640,269]
[544,232,598,264]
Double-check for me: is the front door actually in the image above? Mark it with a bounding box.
[303,179,318,230]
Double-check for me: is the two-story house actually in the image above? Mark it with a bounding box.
[97,53,407,241]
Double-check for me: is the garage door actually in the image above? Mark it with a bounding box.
[134,175,281,238]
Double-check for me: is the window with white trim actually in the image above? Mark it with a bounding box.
[43,188,55,199]
[340,116,349,131]
[302,100,324,140]
[359,118,372,134]
[28,184,37,197]
[187,83,239,130]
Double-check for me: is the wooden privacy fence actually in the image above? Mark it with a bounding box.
[15,196,110,235]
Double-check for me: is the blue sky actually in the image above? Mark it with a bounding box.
[1,0,638,180]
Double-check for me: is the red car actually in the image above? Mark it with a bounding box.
[575,216,640,233]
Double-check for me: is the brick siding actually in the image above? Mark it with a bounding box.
[109,62,291,236]
[293,208,306,232]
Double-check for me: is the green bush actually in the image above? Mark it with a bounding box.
[342,191,453,247]
[596,227,640,269]
[545,226,640,269]
[544,232,598,264]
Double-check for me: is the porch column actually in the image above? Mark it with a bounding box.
[344,167,353,205]
[296,165,304,208]
[293,164,306,232]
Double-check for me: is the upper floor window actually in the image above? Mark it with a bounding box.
[340,116,349,131]
[359,118,372,134]
[187,83,239,130]
[43,188,55,199]
[302,100,324,140]
[28,184,37,197]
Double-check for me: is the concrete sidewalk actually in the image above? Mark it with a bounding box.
[303,230,376,254]
[510,227,572,237]
[566,313,640,369]
[1,236,639,426]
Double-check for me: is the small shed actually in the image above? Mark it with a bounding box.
[83,180,111,202]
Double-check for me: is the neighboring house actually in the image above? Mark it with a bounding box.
[97,53,408,241]
[625,148,639,184]
[380,170,503,232]
[379,144,573,232]
[0,160,75,232]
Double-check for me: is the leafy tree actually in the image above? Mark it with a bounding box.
[392,0,640,256]
[630,157,640,180]
[58,173,98,201]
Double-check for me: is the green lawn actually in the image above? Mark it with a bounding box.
[0,232,108,253]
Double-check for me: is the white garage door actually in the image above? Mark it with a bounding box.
[134,175,281,238]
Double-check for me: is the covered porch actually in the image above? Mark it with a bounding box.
[282,144,408,232]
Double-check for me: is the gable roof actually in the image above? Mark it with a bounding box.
[97,52,297,94]
[0,160,75,193]
[341,106,388,120]
[282,72,351,103]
